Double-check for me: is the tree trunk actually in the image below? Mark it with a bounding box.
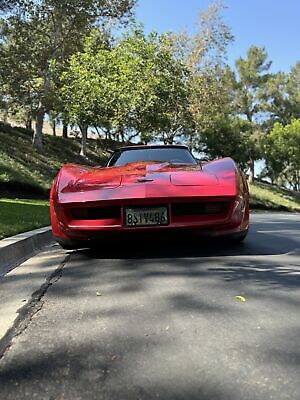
[32,65,50,150]
[163,133,174,145]
[166,133,175,144]
[33,106,44,151]
[248,158,255,183]
[52,119,56,136]
[79,125,88,157]
[117,127,124,143]
[25,118,32,130]
[62,123,68,138]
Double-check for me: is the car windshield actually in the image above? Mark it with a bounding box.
[107,147,197,167]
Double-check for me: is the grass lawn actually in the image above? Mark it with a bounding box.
[0,198,50,240]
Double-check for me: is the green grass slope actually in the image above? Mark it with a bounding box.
[0,123,108,198]
[249,182,300,212]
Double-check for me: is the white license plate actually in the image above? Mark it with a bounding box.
[124,206,168,227]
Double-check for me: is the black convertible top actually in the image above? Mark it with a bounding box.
[118,144,189,152]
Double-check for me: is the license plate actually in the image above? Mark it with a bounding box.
[124,206,168,227]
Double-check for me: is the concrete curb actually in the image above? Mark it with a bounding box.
[0,227,54,277]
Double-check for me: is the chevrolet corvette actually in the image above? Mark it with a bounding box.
[50,145,249,249]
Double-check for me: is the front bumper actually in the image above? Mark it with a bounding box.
[52,195,248,241]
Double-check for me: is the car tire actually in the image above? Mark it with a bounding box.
[216,229,248,244]
[228,229,248,243]
[56,238,89,250]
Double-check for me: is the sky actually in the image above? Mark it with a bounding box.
[135,0,300,73]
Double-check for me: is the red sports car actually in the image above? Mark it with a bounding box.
[50,145,249,249]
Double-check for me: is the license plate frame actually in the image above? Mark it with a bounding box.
[124,206,169,227]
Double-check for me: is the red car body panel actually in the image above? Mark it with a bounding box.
[50,150,249,245]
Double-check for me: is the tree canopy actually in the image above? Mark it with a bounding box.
[263,119,300,190]
[0,0,136,149]
[59,28,190,153]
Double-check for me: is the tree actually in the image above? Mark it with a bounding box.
[59,27,190,154]
[188,65,234,149]
[286,62,300,121]
[263,71,290,126]
[200,118,257,170]
[263,62,300,127]
[115,30,191,144]
[172,2,233,70]
[263,119,300,190]
[170,2,234,150]
[234,46,271,122]
[0,0,136,150]
[232,46,272,181]
[58,32,117,154]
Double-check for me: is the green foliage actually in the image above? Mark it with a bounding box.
[228,46,272,180]
[0,0,136,150]
[263,62,300,127]
[286,62,300,121]
[263,119,300,190]
[199,118,257,169]
[170,2,235,148]
[188,65,234,145]
[233,46,271,122]
[263,71,291,126]
[60,27,190,143]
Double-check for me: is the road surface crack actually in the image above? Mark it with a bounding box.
[0,254,70,361]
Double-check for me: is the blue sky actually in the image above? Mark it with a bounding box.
[135,0,300,73]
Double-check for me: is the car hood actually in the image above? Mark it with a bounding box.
[60,161,219,193]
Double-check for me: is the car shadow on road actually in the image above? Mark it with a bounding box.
[74,213,300,259]
[79,226,300,259]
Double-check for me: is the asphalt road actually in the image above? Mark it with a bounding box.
[0,212,300,400]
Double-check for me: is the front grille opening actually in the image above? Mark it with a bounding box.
[71,206,121,220]
[171,202,226,216]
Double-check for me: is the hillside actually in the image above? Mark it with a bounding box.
[0,123,108,198]
[249,182,300,212]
